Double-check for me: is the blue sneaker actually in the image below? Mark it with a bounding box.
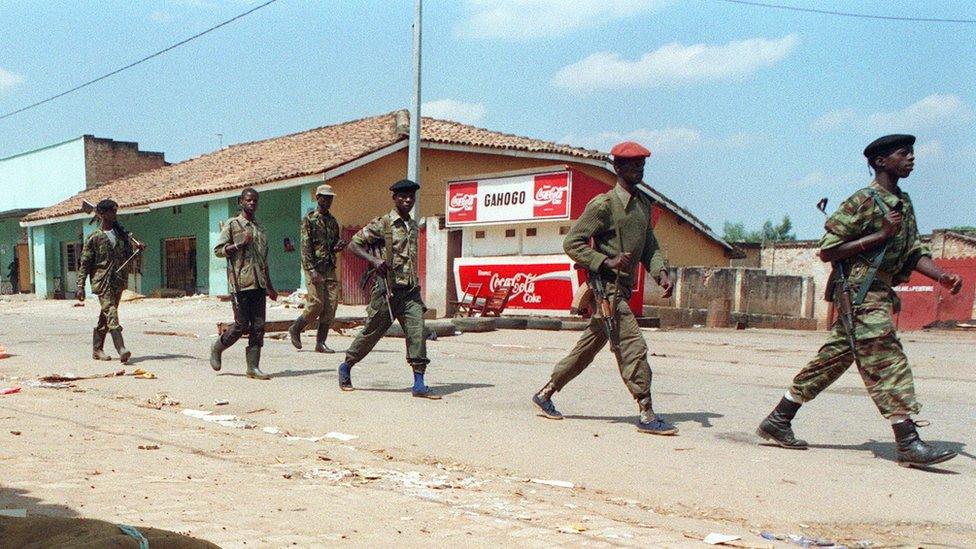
[412,372,442,400]
[637,396,677,435]
[338,362,353,391]
[532,393,563,420]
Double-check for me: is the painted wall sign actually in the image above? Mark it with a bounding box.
[446,171,571,226]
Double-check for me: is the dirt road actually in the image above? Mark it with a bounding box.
[1,296,973,547]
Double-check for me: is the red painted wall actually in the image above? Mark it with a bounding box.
[894,258,976,330]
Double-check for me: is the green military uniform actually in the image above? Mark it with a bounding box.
[344,209,428,373]
[79,228,135,334]
[299,209,341,334]
[789,181,927,417]
[214,214,270,293]
[549,183,666,398]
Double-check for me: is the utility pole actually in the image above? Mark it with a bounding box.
[408,0,422,220]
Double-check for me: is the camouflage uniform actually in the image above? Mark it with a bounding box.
[789,181,928,417]
[344,209,428,373]
[78,228,136,334]
[299,209,341,332]
[549,184,667,399]
[214,215,270,349]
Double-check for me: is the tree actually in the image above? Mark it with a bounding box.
[723,216,797,243]
[950,225,976,233]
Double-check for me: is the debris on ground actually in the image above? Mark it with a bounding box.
[685,531,771,548]
[120,289,146,302]
[143,330,199,338]
[529,478,574,489]
[138,444,160,450]
[132,369,157,379]
[0,509,27,517]
[704,532,742,545]
[760,531,852,548]
[324,432,358,442]
[0,387,21,395]
[182,409,254,429]
[25,380,73,389]
[40,371,124,382]
[0,345,8,359]
[142,393,179,410]
[213,399,229,406]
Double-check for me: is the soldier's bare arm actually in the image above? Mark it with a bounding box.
[914,256,963,295]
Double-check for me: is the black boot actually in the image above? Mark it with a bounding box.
[636,396,678,435]
[288,316,307,350]
[92,329,112,361]
[893,420,957,468]
[210,338,228,371]
[245,346,270,380]
[109,329,131,364]
[757,396,807,449]
[315,323,334,353]
[531,381,562,419]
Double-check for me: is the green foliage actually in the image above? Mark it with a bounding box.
[949,225,976,233]
[723,216,797,243]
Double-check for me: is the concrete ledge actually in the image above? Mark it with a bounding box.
[643,306,817,330]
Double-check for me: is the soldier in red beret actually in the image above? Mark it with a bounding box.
[531,141,678,435]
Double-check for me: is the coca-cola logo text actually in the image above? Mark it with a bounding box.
[534,185,566,205]
[490,273,542,303]
[449,193,476,211]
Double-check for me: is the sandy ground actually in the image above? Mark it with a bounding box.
[0,295,973,548]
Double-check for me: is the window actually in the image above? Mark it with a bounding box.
[475,230,486,239]
[505,229,516,238]
[559,226,570,235]
[526,228,537,237]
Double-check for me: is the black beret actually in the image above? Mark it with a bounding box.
[863,134,915,159]
[389,179,420,192]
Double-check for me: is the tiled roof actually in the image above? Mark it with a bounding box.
[22,111,605,223]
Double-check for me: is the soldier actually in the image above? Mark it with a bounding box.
[76,199,145,364]
[209,188,278,380]
[337,179,440,399]
[287,184,347,353]
[531,141,677,434]
[757,134,964,468]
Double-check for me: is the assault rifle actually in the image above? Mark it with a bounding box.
[819,198,862,368]
[359,258,395,323]
[576,264,618,353]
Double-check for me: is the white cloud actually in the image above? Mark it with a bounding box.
[422,99,487,125]
[149,10,175,23]
[562,127,701,155]
[914,139,944,158]
[552,35,798,91]
[0,68,24,91]
[455,0,664,39]
[815,94,973,132]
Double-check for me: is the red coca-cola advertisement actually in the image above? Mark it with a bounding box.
[447,181,478,224]
[532,172,570,218]
[454,256,581,312]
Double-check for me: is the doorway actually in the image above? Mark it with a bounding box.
[163,236,197,295]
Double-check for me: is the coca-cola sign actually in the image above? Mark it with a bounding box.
[445,170,572,226]
[533,172,569,218]
[447,181,478,223]
[455,257,580,311]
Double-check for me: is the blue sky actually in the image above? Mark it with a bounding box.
[1,0,973,238]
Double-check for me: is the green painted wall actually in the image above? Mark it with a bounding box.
[121,203,210,294]
[29,187,306,298]
[258,187,302,291]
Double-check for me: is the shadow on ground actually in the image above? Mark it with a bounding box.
[564,411,724,428]
[354,382,495,397]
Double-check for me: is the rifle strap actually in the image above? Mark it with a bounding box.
[853,189,891,306]
[608,192,629,307]
[382,215,395,288]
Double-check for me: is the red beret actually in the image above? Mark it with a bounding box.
[610,141,651,159]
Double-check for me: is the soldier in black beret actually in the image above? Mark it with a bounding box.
[337,179,440,399]
[757,134,964,468]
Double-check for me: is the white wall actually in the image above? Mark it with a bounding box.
[462,220,569,257]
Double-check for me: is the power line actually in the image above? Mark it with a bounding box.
[710,0,976,24]
[0,0,280,121]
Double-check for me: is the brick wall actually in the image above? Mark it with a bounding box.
[83,135,167,188]
[930,230,976,259]
[759,242,833,329]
